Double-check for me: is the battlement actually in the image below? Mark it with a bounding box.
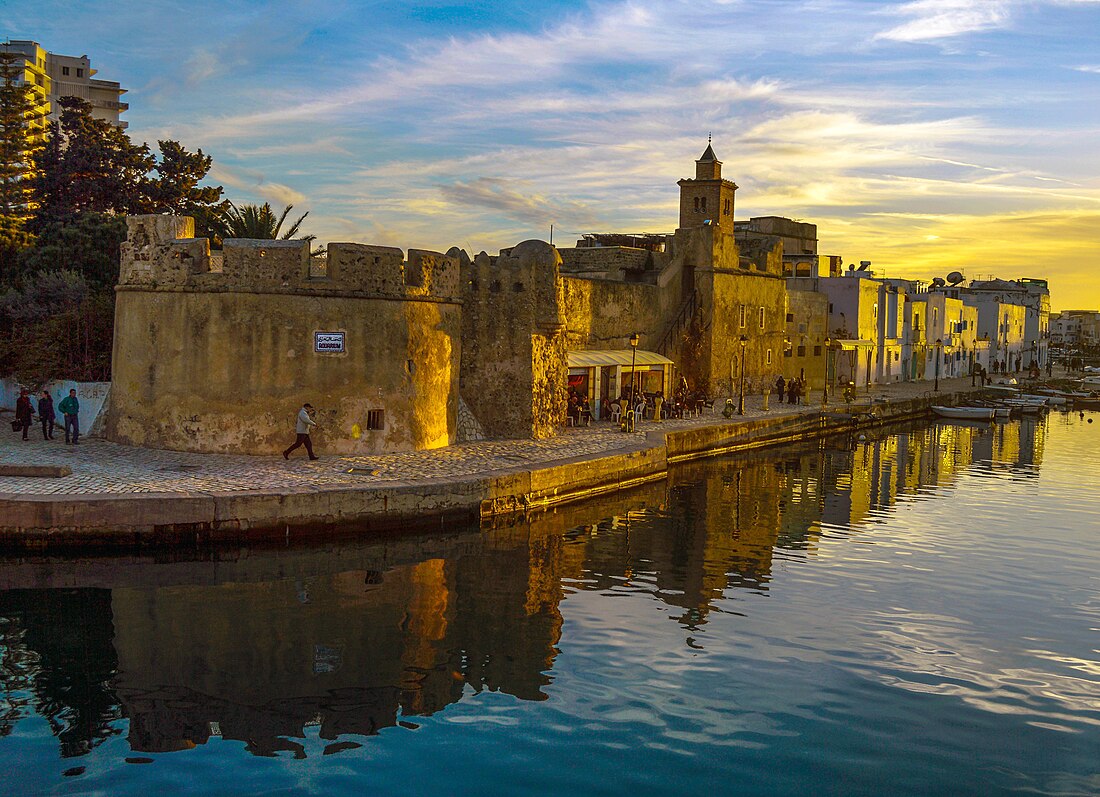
[118,214,461,301]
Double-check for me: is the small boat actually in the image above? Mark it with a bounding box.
[932,406,995,420]
[1024,393,1067,405]
[983,384,1020,395]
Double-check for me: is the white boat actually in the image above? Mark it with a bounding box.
[1024,393,1067,405]
[932,406,995,420]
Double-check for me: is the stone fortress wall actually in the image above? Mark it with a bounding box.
[105,147,830,456]
[107,215,463,455]
[459,240,568,440]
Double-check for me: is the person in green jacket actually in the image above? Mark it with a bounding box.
[58,389,80,445]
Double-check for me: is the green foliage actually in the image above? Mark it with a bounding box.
[17,213,126,290]
[30,97,155,229]
[214,201,314,242]
[149,140,228,239]
[0,270,113,385]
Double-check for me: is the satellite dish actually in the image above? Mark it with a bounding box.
[947,271,965,285]
[932,277,946,287]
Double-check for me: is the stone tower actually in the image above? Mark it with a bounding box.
[677,143,737,234]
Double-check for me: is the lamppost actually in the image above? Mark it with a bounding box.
[934,338,942,391]
[629,331,640,418]
[822,337,831,406]
[738,335,748,415]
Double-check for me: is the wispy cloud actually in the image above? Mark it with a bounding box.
[876,0,1014,42]
[440,178,600,228]
[210,164,306,207]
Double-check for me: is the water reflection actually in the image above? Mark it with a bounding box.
[0,415,1060,762]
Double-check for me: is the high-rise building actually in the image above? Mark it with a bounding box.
[0,39,128,130]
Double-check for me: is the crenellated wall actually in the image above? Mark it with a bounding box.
[460,240,567,440]
[107,215,462,455]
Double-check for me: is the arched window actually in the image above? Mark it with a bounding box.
[693,197,700,212]
[700,196,707,212]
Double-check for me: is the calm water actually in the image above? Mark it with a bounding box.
[2,413,1100,796]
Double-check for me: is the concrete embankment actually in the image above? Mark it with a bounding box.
[0,393,956,549]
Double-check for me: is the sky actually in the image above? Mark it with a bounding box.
[5,0,1100,310]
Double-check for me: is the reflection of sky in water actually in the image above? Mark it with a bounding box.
[1,414,1099,795]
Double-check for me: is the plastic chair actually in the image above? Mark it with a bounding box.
[610,404,622,423]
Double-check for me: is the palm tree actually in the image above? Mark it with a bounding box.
[216,202,314,243]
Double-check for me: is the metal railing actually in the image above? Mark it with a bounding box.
[657,290,699,357]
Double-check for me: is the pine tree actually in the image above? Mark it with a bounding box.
[30,96,155,230]
[150,139,228,239]
[0,49,42,251]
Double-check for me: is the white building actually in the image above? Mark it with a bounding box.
[0,39,127,128]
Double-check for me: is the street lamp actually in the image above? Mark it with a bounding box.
[738,335,748,415]
[934,338,942,391]
[822,337,831,406]
[629,332,640,423]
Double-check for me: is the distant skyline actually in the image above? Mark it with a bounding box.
[6,0,1099,310]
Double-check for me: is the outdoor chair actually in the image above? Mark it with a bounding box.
[610,404,622,423]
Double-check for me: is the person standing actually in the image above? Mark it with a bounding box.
[37,390,55,440]
[58,389,80,444]
[283,403,319,460]
[774,375,786,404]
[14,389,33,440]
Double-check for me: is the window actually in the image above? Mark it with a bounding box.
[873,303,878,319]
[784,348,793,358]
[739,304,746,327]
[786,312,794,323]
[759,307,765,330]
[700,196,707,212]
[828,303,833,314]
[693,197,699,212]
[814,345,822,356]
[62,66,70,76]
[366,409,385,431]
[797,345,806,357]
[766,349,772,365]
[76,68,84,77]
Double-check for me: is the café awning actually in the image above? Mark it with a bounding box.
[567,349,674,368]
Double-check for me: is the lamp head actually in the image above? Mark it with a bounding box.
[629,332,640,349]
[739,335,748,347]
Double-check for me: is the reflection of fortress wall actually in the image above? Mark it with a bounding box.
[108,215,462,455]
[106,529,567,754]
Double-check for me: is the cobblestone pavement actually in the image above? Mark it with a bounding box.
[0,377,983,496]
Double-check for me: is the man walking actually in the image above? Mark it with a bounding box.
[58,389,80,444]
[283,403,319,460]
[15,389,33,440]
[38,390,55,440]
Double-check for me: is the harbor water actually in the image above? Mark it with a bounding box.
[2,413,1099,795]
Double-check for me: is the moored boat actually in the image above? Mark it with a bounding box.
[932,406,995,420]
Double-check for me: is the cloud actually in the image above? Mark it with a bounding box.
[876,0,1014,42]
[209,164,307,207]
[1073,64,1100,73]
[439,177,601,227]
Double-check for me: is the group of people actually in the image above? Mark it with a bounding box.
[774,375,806,405]
[12,388,82,444]
[568,391,593,425]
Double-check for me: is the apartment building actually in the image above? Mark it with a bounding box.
[1,39,128,129]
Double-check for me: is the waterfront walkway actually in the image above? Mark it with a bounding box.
[0,377,982,497]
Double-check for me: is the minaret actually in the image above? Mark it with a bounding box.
[677,138,737,233]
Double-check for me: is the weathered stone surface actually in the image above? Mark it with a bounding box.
[109,216,462,456]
